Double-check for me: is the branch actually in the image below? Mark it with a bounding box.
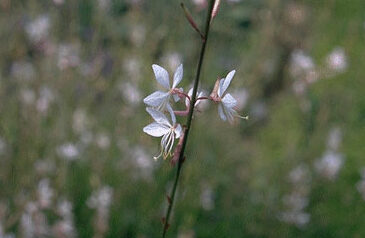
[162,1,216,237]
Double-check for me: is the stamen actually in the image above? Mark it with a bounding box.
[153,144,164,160]
[236,114,249,120]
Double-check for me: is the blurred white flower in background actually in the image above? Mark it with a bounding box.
[200,184,215,210]
[288,164,311,185]
[327,127,342,151]
[250,101,268,121]
[52,0,65,5]
[122,57,141,82]
[289,49,318,85]
[95,133,111,150]
[34,159,56,175]
[127,0,143,6]
[87,186,113,213]
[315,127,344,180]
[315,150,344,180]
[36,87,55,113]
[177,229,195,238]
[191,0,207,10]
[290,50,315,74]
[161,52,182,73]
[97,0,110,11]
[280,164,311,227]
[21,202,50,238]
[25,15,50,43]
[80,131,94,146]
[37,179,54,209]
[283,192,309,211]
[53,199,76,238]
[130,146,154,179]
[130,24,146,47]
[72,108,91,134]
[57,44,80,70]
[280,211,310,228]
[326,47,347,73]
[87,186,113,237]
[231,88,249,111]
[11,61,35,82]
[57,143,79,161]
[20,89,36,105]
[356,168,365,201]
[72,108,95,147]
[120,81,141,106]
[0,223,15,238]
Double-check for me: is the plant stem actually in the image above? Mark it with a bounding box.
[162,1,216,237]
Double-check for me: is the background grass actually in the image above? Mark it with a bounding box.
[0,0,365,237]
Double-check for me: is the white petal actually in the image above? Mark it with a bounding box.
[218,103,227,121]
[186,88,193,107]
[195,91,205,106]
[146,107,171,126]
[143,91,169,107]
[172,64,183,88]
[175,124,182,138]
[143,122,170,137]
[152,64,170,89]
[166,104,176,125]
[225,107,235,124]
[173,94,180,102]
[222,93,237,108]
[218,78,224,97]
[219,70,236,97]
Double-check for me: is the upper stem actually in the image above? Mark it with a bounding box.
[162,1,216,237]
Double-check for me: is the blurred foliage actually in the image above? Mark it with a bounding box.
[0,0,365,237]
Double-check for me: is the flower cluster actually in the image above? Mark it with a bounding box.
[143,64,247,160]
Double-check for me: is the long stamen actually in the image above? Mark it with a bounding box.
[164,131,174,159]
[167,131,175,155]
[236,114,249,120]
[156,133,169,160]
[153,143,164,160]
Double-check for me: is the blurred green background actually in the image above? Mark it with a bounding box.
[0,0,365,237]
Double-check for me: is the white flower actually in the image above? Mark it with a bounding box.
[326,47,347,73]
[211,70,247,124]
[314,150,344,180]
[185,88,204,108]
[143,107,182,160]
[143,64,183,111]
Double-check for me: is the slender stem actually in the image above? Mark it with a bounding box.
[162,1,216,237]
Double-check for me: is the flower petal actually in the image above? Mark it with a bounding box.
[173,94,180,102]
[146,107,171,126]
[152,64,170,89]
[175,124,182,138]
[172,64,183,88]
[224,107,235,124]
[143,122,170,137]
[166,104,176,125]
[218,78,225,98]
[218,70,236,97]
[185,88,193,107]
[218,103,227,121]
[143,91,169,107]
[222,93,237,108]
